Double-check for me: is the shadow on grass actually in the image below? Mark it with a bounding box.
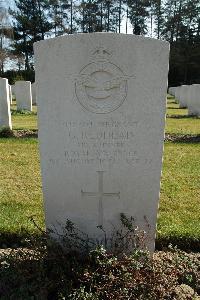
[167,99,177,103]
[166,114,197,119]
[13,129,38,138]
[167,106,182,109]
[0,129,38,138]
[156,236,200,252]
[0,232,42,249]
[1,231,200,252]
[165,133,200,143]
[11,109,37,116]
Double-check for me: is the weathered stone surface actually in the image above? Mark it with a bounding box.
[34,33,169,251]
[175,86,181,104]
[179,85,188,108]
[168,87,176,96]
[15,81,32,111]
[188,84,200,116]
[0,78,12,129]
[11,85,15,97]
[32,82,37,105]
[9,85,12,104]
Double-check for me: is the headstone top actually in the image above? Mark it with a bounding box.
[34,32,169,49]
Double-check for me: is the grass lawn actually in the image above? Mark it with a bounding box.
[166,97,200,135]
[11,101,38,130]
[158,142,200,242]
[0,96,199,248]
[0,138,44,242]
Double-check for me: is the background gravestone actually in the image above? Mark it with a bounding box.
[11,85,16,99]
[0,78,12,129]
[179,85,188,108]
[188,84,200,116]
[34,33,169,251]
[9,85,13,104]
[32,82,37,105]
[15,81,32,111]
[169,87,176,96]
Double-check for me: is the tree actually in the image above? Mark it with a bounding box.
[161,0,200,85]
[0,2,13,74]
[151,0,165,39]
[77,0,119,33]
[10,0,51,70]
[127,0,150,35]
[78,0,101,33]
[48,0,72,36]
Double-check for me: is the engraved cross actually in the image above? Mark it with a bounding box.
[81,171,120,227]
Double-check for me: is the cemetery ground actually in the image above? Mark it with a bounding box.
[0,96,200,299]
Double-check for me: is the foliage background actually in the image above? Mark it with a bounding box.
[0,0,199,86]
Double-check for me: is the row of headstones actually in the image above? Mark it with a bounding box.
[0,78,37,129]
[169,85,200,116]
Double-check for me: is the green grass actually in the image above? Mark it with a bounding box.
[167,97,187,116]
[0,96,200,248]
[0,138,44,242]
[166,98,200,135]
[158,142,200,241]
[11,101,38,130]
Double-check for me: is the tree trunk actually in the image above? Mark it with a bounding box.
[197,20,200,37]
[150,0,153,37]
[175,0,182,41]
[82,1,85,32]
[0,36,3,74]
[157,0,161,39]
[37,0,44,40]
[100,2,103,32]
[70,0,73,34]
[107,2,110,32]
[23,33,29,70]
[126,8,128,34]
[119,0,122,33]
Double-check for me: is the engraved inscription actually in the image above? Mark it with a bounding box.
[81,171,120,227]
[63,119,140,165]
[48,118,154,167]
[75,47,128,114]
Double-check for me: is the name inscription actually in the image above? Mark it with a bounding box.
[48,119,153,167]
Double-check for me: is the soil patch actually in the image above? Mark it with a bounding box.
[165,133,200,143]
[13,129,38,138]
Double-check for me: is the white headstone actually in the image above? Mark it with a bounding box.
[179,85,188,108]
[15,81,32,111]
[170,87,176,96]
[188,84,200,116]
[34,33,169,252]
[32,82,37,105]
[9,85,13,104]
[11,85,16,101]
[175,86,181,104]
[11,84,15,96]
[168,87,173,95]
[185,85,192,114]
[0,78,12,129]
